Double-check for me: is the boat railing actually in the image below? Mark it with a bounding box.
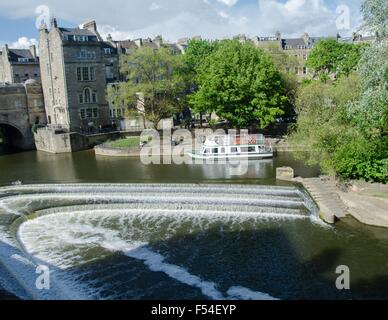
[207,134,266,146]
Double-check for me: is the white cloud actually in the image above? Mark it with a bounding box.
[0,0,363,43]
[11,37,38,49]
[217,0,239,7]
[218,11,229,19]
[149,2,162,11]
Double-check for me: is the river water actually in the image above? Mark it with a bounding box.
[0,150,387,300]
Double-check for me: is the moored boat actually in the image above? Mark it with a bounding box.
[187,134,273,160]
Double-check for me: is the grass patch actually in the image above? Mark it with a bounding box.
[109,137,140,149]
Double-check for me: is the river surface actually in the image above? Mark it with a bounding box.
[0,150,388,300]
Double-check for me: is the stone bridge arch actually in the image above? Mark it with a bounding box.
[0,121,34,150]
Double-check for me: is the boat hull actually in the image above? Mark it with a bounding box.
[187,152,274,160]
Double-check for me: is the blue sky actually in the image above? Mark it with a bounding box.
[0,0,364,48]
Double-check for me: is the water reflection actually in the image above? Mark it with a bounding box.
[0,150,320,185]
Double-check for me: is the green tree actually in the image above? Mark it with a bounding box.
[306,39,367,81]
[360,0,388,39]
[107,47,187,128]
[183,39,219,75]
[290,74,362,170]
[189,40,288,128]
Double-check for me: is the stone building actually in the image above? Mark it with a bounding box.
[253,32,325,78]
[0,45,40,84]
[39,18,119,133]
[0,79,46,149]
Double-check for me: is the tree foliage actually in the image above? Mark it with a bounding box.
[183,39,219,75]
[291,0,388,183]
[189,40,288,128]
[306,39,368,80]
[107,47,187,127]
[360,0,388,38]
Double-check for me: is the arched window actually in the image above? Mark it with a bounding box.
[84,88,91,103]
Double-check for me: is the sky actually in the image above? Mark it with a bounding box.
[0,0,365,49]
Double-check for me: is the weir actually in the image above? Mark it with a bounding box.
[0,183,324,300]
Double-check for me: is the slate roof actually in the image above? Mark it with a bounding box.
[59,27,97,37]
[281,37,325,49]
[7,49,38,63]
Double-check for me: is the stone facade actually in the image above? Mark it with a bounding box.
[0,45,40,84]
[252,31,375,78]
[39,19,119,133]
[0,80,45,149]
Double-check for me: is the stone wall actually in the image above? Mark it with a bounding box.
[94,144,141,157]
[0,83,35,149]
[34,127,85,153]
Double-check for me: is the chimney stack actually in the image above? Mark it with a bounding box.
[82,20,97,32]
[51,17,57,28]
[30,45,37,59]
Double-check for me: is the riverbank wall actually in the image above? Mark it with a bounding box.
[34,127,140,154]
[288,174,388,228]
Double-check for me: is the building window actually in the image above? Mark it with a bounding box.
[79,93,84,104]
[77,67,82,81]
[18,58,29,62]
[80,109,86,119]
[77,50,96,60]
[84,88,91,103]
[80,108,99,119]
[104,48,112,55]
[77,67,95,81]
[90,67,95,81]
[92,92,97,103]
[82,67,89,81]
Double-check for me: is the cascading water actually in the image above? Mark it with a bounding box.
[0,183,339,300]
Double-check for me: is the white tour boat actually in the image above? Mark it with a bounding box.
[187,134,273,160]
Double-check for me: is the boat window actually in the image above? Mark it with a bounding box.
[231,147,238,153]
[241,147,249,153]
[220,148,225,154]
[203,148,210,154]
[212,148,219,154]
[248,146,256,153]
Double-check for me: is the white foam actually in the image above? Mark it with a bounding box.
[227,286,278,300]
[1,183,323,300]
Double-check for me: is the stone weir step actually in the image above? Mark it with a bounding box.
[296,177,348,221]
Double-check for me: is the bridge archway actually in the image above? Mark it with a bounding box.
[0,123,33,150]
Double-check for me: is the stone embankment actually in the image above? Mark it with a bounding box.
[277,168,388,227]
[94,144,141,157]
[293,176,348,224]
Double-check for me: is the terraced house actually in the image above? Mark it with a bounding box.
[0,44,40,84]
[39,18,119,133]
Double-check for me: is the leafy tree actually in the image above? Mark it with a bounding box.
[360,0,388,39]
[306,39,367,80]
[107,47,188,128]
[189,40,288,128]
[183,39,219,75]
[348,44,388,137]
